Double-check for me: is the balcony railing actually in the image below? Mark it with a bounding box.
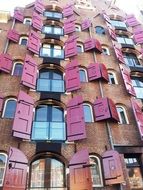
[40,48,64,59]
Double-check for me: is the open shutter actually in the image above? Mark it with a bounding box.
[0,94,4,112]
[102,150,124,185]
[27,30,40,54]
[81,19,91,30]
[131,98,143,140]
[107,23,117,40]
[7,29,20,43]
[133,33,143,44]
[32,11,43,31]
[113,45,125,64]
[3,147,28,190]
[65,39,77,58]
[67,96,86,141]
[14,10,24,22]
[126,14,139,27]
[69,149,92,190]
[102,12,111,23]
[63,5,73,17]
[133,25,143,35]
[64,15,76,24]
[0,53,12,73]
[84,38,102,52]
[34,0,44,14]
[21,55,37,89]
[100,64,109,81]
[65,59,80,92]
[119,64,136,96]
[12,91,34,140]
[64,22,75,34]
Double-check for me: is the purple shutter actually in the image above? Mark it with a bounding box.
[67,96,86,141]
[100,64,109,81]
[107,24,117,40]
[63,5,73,17]
[0,94,4,112]
[113,45,125,64]
[32,11,43,31]
[108,99,119,121]
[35,0,44,13]
[84,38,102,52]
[87,63,101,81]
[119,64,136,96]
[65,39,77,58]
[21,55,37,89]
[0,53,12,73]
[64,22,75,34]
[133,33,143,44]
[65,60,80,92]
[102,12,110,23]
[3,147,28,190]
[131,98,143,140]
[126,14,140,27]
[64,15,76,24]
[133,25,143,34]
[7,29,20,43]
[14,10,24,22]
[27,30,40,54]
[69,149,92,190]
[12,91,34,140]
[102,150,124,185]
[81,19,91,30]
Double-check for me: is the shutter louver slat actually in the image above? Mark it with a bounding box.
[126,14,140,27]
[27,30,40,54]
[84,38,102,52]
[0,53,13,73]
[113,45,125,64]
[64,22,75,34]
[81,19,91,30]
[35,0,44,13]
[63,5,73,17]
[14,10,24,22]
[7,29,20,43]
[65,37,77,58]
[32,11,43,31]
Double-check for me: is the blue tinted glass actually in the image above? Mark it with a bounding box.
[4,100,16,118]
[52,80,64,92]
[40,70,50,79]
[52,107,63,122]
[42,26,52,34]
[37,79,51,92]
[50,122,66,140]
[80,70,86,82]
[13,64,23,76]
[32,122,49,140]
[35,106,48,121]
[83,105,92,122]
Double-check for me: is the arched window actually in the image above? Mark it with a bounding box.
[37,68,64,92]
[30,157,66,189]
[108,71,118,84]
[12,62,23,76]
[0,153,7,186]
[123,53,140,67]
[95,26,105,35]
[2,99,17,119]
[116,105,129,124]
[77,43,84,53]
[79,68,88,82]
[102,46,110,55]
[23,18,32,25]
[42,25,63,35]
[32,104,66,140]
[90,155,103,187]
[83,103,94,122]
[19,36,28,46]
[75,24,81,32]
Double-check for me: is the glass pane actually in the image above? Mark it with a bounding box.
[40,48,51,57]
[117,107,127,124]
[77,45,82,53]
[39,70,50,79]
[53,71,62,80]
[52,107,63,122]
[79,70,86,82]
[35,106,48,121]
[134,87,143,99]
[32,122,49,140]
[117,37,125,44]
[20,39,27,45]
[54,27,63,35]
[108,73,116,84]
[54,12,62,18]
[52,80,65,92]
[53,49,63,58]
[44,11,53,17]
[125,38,134,45]
[50,122,66,140]
[0,154,6,186]
[4,100,16,118]
[37,79,51,92]
[83,105,92,122]
[43,26,52,34]
[13,63,23,76]
[95,26,105,34]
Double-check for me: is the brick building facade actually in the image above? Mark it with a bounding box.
[0,0,143,190]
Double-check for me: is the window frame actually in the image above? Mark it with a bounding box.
[23,18,32,25]
[42,25,64,35]
[110,20,127,28]
[108,71,118,84]
[117,36,134,45]
[116,105,129,124]
[0,153,7,187]
[79,68,88,82]
[101,46,110,55]
[123,53,141,67]
[75,24,81,32]
[83,103,94,122]
[11,62,23,76]
[77,43,84,53]
[19,36,28,46]
[95,26,105,35]
[43,11,63,19]
[2,98,17,119]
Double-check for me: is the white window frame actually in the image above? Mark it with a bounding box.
[77,43,84,53]
[108,71,118,84]
[19,36,28,45]
[2,98,17,118]
[79,68,88,82]
[83,103,94,122]
[75,24,81,32]
[116,105,129,124]
[23,18,32,25]
[102,46,110,55]
[0,153,7,187]
[11,62,23,76]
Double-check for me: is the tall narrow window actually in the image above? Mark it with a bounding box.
[79,69,87,82]
[23,18,32,25]
[3,99,17,119]
[83,103,94,122]
[19,36,28,46]
[102,46,110,55]
[95,26,105,35]
[12,63,23,76]
[108,72,118,84]
[77,44,84,53]
[116,105,129,124]
[75,24,81,32]
[0,153,7,186]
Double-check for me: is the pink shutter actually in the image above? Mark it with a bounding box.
[12,91,34,140]
[35,0,44,13]
[102,12,110,23]
[14,10,24,22]
[21,55,37,89]
[64,15,76,24]
[0,94,4,112]
[3,147,28,190]
[107,24,117,40]
[131,98,143,140]
[64,22,75,34]
[63,6,73,17]
[87,63,101,81]
[100,64,109,81]
[102,150,124,185]
[67,96,86,141]
[27,30,40,54]
[0,53,12,73]
[84,38,102,52]
[65,40,77,58]
[69,149,92,190]
[65,60,80,92]
[119,64,136,96]
[133,33,143,44]
[113,45,125,64]
[81,19,91,30]
[133,25,143,35]
[108,99,119,121]
[126,14,139,27]
[7,29,20,43]
[32,11,43,31]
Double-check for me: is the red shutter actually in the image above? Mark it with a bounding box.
[21,55,37,89]
[119,64,136,96]
[3,147,28,190]
[131,98,143,140]
[65,39,77,58]
[67,96,86,141]
[63,5,73,17]
[32,11,43,31]
[7,29,20,43]
[133,33,143,44]
[102,150,124,185]
[113,45,125,64]
[0,94,4,112]
[35,0,44,13]
[69,149,92,190]
[102,12,111,23]
[81,19,91,30]
[27,30,40,54]
[100,64,109,81]
[107,24,117,40]
[64,22,75,34]
[12,91,34,140]
[108,99,119,121]
[126,14,140,27]
[0,53,12,73]
[65,60,80,92]
[84,38,102,52]
[14,10,24,22]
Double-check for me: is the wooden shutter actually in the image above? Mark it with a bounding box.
[81,19,91,30]
[113,45,125,64]
[102,12,111,23]
[65,38,77,58]
[67,96,86,141]
[7,29,20,43]
[84,38,102,52]
[107,23,117,40]
[21,55,37,89]
[102,150,124,185]
[64,21,75,34]
[126,14,139,27]
[3,147,28,190]
[35,0,44,13]
[64,15,76,24]
[63,5,73,17]
[0,94,4,112]
[12,91,34,140]
[32,11,43,31]
[14,10,24,22]
[27,30,40,54]
[133,33,143,44]
[0,53,12,73]
[133,25,143,35]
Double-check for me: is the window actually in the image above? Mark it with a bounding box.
[19,36,28,46]
[30,157,66,189]
[42,25,63,35]
[131,77,143,99]
[89,155,103,187]
[0,153,7,186]
[37,68,65,92]
[116,105,129,124]
[3,99,17,119]
[117,36,134,45]
[108,72,118,84]
[110,20,127,28]
[44,11,63,19]
[12,63,23,76]
[23,18,32,25]
[123,53,140,67]
[83,103,94,122]
[79,68,88,82]
[102,46,110,55]
[75,24,81,32]
[32,104,66,140]
[95,26,105,35]
[77,44,84,53]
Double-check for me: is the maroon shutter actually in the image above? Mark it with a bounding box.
[27,30,40,54]
[108,99,119,121]
[35,0,44,13]
[65,59,80,92]
[81,19,91,30]
[87,63,101,81]
[14,10,24,22]
[12,91,34,140]
[7,29,20,43]
[69,149,92,190]
[63,5,73,17]
[67,96,86,141]
[102,150,124,185]
[84,38,102,52]
[113,45,125,64]
[133,33,143,44]
[102,12,110,23]
[64,22,75,34]
[3,147,28,190]
[21,55,37,89]
[32,11,43,31]
[0,53,12,73]
[126,14,139,27]
[119,64,136,96]
[131,98,143,140]
[100,64,109,81]
[65,39,77,58]
[0,94,4,112]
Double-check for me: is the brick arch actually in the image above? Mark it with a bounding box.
[35,99,66,109]
[41,38,64,47]
[38,63,64,73]
[44,4,63,13]
[43,19,63,27]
